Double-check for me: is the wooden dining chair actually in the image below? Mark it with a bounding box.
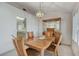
[47,28,54,37]
[47,33,62,56]
[44,31,53,39]
[42,31,46,35]
[47,28,54,32]
[12,36,40,56]
[27,32,34,41]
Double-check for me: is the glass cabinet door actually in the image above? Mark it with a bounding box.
[43,21,61,31]
[16,16,26,37]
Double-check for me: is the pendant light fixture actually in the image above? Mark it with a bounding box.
[36,2,44,18]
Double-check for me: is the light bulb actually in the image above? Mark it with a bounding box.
[36,10,44,18]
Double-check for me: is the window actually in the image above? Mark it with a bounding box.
[73,13,79,46]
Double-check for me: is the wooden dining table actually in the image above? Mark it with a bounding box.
[25,37,55,56]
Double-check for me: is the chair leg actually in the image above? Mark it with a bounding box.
[54,51,58,56]
[56,51,58,56]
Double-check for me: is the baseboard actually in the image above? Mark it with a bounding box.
[0,48,15,56]
[61,43,71,46]
[71,40,79,56]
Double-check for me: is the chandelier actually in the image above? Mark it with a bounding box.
[36,2,44,18]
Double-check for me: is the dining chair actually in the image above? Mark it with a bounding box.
[42,31,46,35]
[12,36,40,56]
[47,33,62,56]
[54,31,61,44]
[27,32,34,41]
[44,31,51,38]
[47,28,54,36]
[47,28,54,32]
[44,31,54,39]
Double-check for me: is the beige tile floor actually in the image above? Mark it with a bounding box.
[0,44,74,56]
[58,45,74,56]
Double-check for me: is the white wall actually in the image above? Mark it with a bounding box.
[0,3,39,54]
[39,12,72,45]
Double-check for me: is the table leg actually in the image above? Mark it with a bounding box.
[40,50,44,56]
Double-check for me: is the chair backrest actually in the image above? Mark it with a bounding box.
[57,34,62,45]
[27,32,34,39]
[42,31,46,35]
[54,31,61,44]
[47,28,54,32]
[55,34,62,51]
[12,36,27,56]
[45,31,52,38]
[47,28,54,37]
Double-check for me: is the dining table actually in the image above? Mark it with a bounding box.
[25,37,55,56]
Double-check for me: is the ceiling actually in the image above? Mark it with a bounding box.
[8,2,78,17]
